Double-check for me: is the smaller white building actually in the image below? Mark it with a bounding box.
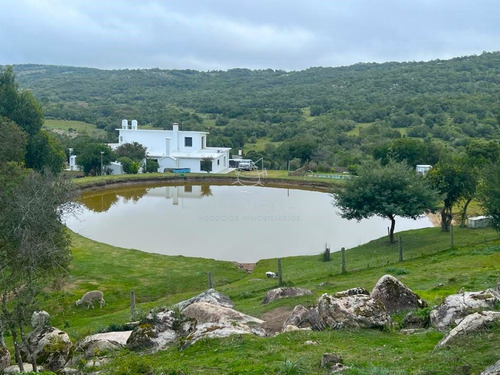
[109,120,232,173]
[416,165,432,175]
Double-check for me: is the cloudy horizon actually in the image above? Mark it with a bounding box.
[1,0,499,71]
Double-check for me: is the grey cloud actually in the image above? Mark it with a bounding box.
[0,0,499,70]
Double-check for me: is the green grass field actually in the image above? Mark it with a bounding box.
[43,119,108,139]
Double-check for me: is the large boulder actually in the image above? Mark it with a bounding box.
[182,302,263,326]
[283,305,311,330]
[25,327,72,372]
[69,331,133,366]
[127,308,195,352]
[0,346,11,373]
[435,311,500,349]
[430,290,500,330]
[481,359,500,375]
[371,275,426,314]
[261,287,312,305]
[185,322,266,347]
[174,288,234,311]
[317,293,392,329]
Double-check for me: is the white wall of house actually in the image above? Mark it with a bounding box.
[114,120,231,173]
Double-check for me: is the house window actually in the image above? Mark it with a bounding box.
[217,159,220,165]
[184,137,192,147]
[120,136,123,143]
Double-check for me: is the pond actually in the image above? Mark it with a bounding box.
[64,183,433,263]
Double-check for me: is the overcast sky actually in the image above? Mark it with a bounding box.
[1,0,499,71]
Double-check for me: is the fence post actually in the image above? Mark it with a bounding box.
[208,272,213,289]
[341,247,346,274]
[130,290,136,320]
[398,236,403,262]
[278,258,283,286]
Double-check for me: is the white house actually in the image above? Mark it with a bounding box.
[109,119,232,173]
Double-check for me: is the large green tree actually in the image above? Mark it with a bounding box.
[0,66,64,173]
[426,156,476,231]
[0,117,27,164]
[335,160,439,243]
[74,142,115,175]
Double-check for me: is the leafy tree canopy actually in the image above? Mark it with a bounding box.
[335,160,440,243]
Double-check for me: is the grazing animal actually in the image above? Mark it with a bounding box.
[76,290,105,309]
[266,271,278,279]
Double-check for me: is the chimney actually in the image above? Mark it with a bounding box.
[172,122,179,132]
[131,119,138,130]
[172,123,179,151]
[122,119,128,129]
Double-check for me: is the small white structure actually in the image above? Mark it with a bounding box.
[416,164,432,175]
[468,216,492,229]
[109,120,231,173]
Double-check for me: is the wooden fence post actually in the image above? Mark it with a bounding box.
[278,258,283,286]
[341,247,346,274]
[208,272,213,289]
[130,290,136,320]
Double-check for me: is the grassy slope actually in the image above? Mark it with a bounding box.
[43,119,108,139]
[36,223,499,374]
[13,174,494,374]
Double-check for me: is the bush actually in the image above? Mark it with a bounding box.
[145,159,159,173]
[118,157,138,174]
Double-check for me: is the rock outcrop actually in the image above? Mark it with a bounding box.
[174,288,234,311]
[183,302,263,326]
[481,359,500,375]
[371,275,427,314]
[69,331,133,366]
[0,346,11,374]
[435,311,500,349]
[316,292,392,330]
[127,308,195,352]
[430,290,500,330]
[283,288,392,332]
[22,311,72,372]
[262,287,312,305]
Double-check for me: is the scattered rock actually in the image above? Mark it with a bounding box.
[3,363,37,374]
[69,331,133,366]
[430,290,500,330]
[283,305,311,330]
[174,288,234,311]
[183,302,264,326]
[127,308,194,352]
[481,359,500,375]
[0,346,11,374]
[185,322,266,347]
[25,327,73,372]
[304,340,318,345]
[262,287,312,304]
[59,367,83,375]
[435,311,500,349]
[321,352,342,368]
[31,311,51,330]
[283,325,311,332]
[371,275,427,314]
[316,293,392,330]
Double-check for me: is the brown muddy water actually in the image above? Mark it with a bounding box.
[64,183,432,263]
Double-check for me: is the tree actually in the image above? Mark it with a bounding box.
[0,117,27,164]
[117,156,139,174]
[426,156,476,231]
[116,142,147,162]
[74,143,115,175]
[200,157,213,173]
[0,164,76,371]
[478,163,500,235]
[335,160,439,243]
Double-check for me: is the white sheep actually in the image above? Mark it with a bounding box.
[76,290,105,309]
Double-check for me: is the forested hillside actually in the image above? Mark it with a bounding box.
[9,51,500,170]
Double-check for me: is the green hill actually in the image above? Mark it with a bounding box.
[8,52,500,170]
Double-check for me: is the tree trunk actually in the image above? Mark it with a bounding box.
[0,330,4,347]
[441,206,453,232]
[460,198,472,228]
[19,321,37,372]
[388,215,396,244]
[10,329,24,372]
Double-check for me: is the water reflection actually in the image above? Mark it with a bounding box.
[67,184,432,263]
[79,184,213,212]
